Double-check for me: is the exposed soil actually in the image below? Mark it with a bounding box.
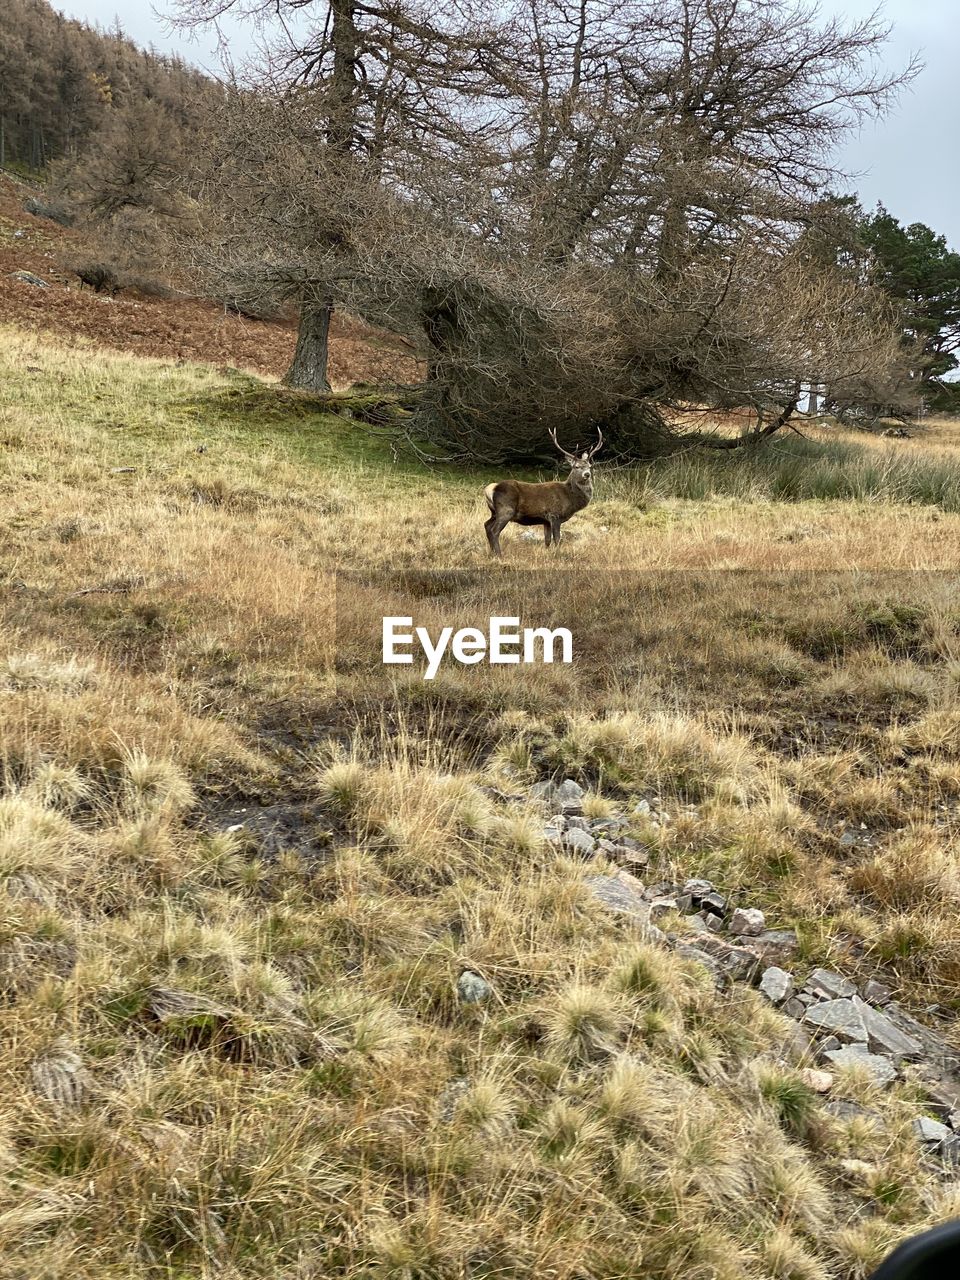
[0,171,421,387]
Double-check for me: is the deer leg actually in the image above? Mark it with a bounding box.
[543,521,552,548]
[549,516,562,548]
[485,512,509,557]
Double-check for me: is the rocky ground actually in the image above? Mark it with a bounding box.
[508,778,960,1173]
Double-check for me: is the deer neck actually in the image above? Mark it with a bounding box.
[566,472,592,506]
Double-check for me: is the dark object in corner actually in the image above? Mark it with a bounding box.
[870,1219,960,1280]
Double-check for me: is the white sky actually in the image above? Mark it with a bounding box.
[55,0,960,247]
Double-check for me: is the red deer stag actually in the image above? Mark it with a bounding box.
[483,428,603,557]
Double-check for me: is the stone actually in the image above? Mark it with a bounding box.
[882,1004,960,1075]
[759,966,794,1004]
[942,1137,960,1167]
[799,1068,833,1094]
[729,907,765,936]
[672,944,723,987]
[674,893,693,913]
[803,999,868,1043]
[782,998,807,1020]
[11,269,47,287]
[705,913,725,933]
[685,913,711,934]
[914,1116,953,1145]
[591,817,628,835]
[633,799,651,816]
[854,998,923,1060]
[683,878,715,903]
[796,993,816,1006]
[457,971,493,1004]
[823,1045,898,1087]
[695,933,762,980]
[781,1021,814,1064]
[918,1081,960,1123]
[861,979,893,1006]
[586,871,664,942]
[805,968,857,1000]
[565,816,591,832]
[562,827,596,857]
[556,779,585,813]
[649,896,680,923]
[824,1100,883,1125]
[611,844,650,873]
[699,892,727,917]
[740,929,799,960]
[819,1036,842,1054]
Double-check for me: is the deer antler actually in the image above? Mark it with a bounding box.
[585,428,604,459]
[547,425,578,463]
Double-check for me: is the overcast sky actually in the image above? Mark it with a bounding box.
[55,0,959,247]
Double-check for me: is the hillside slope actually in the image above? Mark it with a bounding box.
[0,171,419,385]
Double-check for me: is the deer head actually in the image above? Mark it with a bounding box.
[548,426,603,491]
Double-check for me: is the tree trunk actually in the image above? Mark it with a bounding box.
[284,299,333,390]
[808,385,819,415]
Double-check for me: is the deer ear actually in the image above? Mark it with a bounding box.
[580,452,589,461]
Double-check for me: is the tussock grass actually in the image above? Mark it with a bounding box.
[3,330,960,1275]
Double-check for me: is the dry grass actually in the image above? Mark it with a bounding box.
[2,328,960,1275]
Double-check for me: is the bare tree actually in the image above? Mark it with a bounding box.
[172,0,501,390]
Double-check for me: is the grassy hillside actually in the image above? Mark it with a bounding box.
[2,328,960,1278]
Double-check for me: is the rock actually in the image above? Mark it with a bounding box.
[855,998,923,1059]
[457,971,493,1004]
[804,997,922,1059]
[11,269,47,287]
[737,929,798,960]
[780,1021,814,1065]
[805,968,857,1000]
[649,896,680,923]
[548,814,568,832]
[673,943,723,987]
[730,907,765,936]
[696,935,762,982]
[633,799,651,816]
[782,998,807,1020]
[543,824,564,843]
[704,913,725,933]
[882,1004,960,1076]
[530,781,557,805]
[798,1068,833,1094]
[823,1045,898,1087]
[683,878,715,903]
[921,1082,960,1123]
[825,1099,882,1124]
[942,1136,960,1167]
[610,844,650,873]
[759,966,795,1004]
[796,993,815,1006]
[914,1116,953,1145]
[685,913,711,934]
[819,1036,842,1054]
[565,816,591,832]
[861,979,892,1006]
[591,817,628,835]
[699,892,727,917]
[556,779,585,813]
[585,871,665,943]
[562,827,596,857]
[803,999,868,1044]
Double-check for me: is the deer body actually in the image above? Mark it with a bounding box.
[484,430,602,557]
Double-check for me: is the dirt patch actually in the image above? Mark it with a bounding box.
[0,172,421,386]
